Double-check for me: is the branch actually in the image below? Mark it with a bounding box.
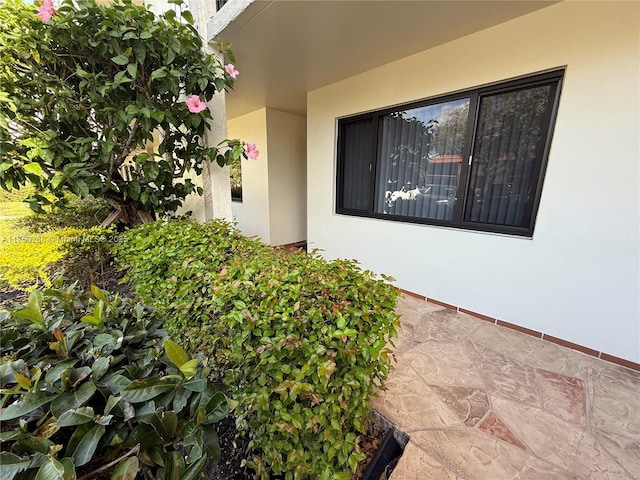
[109,119,141,179]
[77,444,140,480]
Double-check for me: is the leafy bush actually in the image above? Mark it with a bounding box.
[48,225,121,290]
[0,284,230,480]
[114,220,400,479]
[0,0,253,223]
[19,195,111,233]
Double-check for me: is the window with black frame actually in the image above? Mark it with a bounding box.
[336,70,563,236]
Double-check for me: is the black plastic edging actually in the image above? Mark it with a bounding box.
[360,427,405,480]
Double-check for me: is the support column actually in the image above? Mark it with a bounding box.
[191,0,233,221]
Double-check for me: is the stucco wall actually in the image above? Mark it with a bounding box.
[266,109,307,245]
[307,1,640,362]
[228,108,306,245]
[228,108,271,243]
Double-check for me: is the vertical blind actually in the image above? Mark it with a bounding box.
[339,118,372,211]
[464,85,552,228]
[375,99,469,220]
[336,70,563,236]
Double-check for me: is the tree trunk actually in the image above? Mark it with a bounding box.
[101,203,155,227]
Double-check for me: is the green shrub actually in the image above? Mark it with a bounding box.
[18,195,111,233]
[114,220,400,479]
[0,284,230,480]
[48,225,121,289]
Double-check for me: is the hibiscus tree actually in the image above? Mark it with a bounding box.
[0,0,255,224]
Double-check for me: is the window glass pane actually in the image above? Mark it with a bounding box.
[375,98,469,220]
[464,85,552,227]
[339,118,373,211]
[230,159,242,202]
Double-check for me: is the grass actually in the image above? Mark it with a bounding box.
[0,200,32,219]
[0,196,58,290]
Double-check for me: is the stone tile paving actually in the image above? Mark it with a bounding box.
[372,296,640,480]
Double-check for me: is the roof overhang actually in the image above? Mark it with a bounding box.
[210,0,560,119]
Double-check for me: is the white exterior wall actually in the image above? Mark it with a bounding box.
[228,108,306,245]
[307,1,640,362]
[161,0,233,222]
[228,109,271,243]
[266,109,307,246]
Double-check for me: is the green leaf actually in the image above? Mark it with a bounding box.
[160,411,178,439]
[91,357,110,380]
[104,396,120,416]
[0,431,20,442]
[111,55,129,66]
[51,172,67,189]
[35,457,64,480]
[202,392,228,424]
[80,314,102,329]
[28,289,43,316]
[110,457,138,480]
[164,340,188,368]
[16,433,54,454]
[91,285,107,302]
[56,406,95,427]
[24,163,44,176]
[72,425,105,467]
[0,452,30,480]
[126,63,138,79]
[142,162,160,181]
[51,382,97,418]
[149,68,167,82]
[121,378,175,403]
[128,182,141,201]
[45,360,78,383]
[182,377,206,392]
[122,424,162,450]
[179,359,198,379]
[12,308,44,325]
[202,425,221,460]
[93,334,115,351]
[181,10,194,24]
[181,457,207,480]
[163,451,185,480]
[59,458,76,480]
[0,392,56,421]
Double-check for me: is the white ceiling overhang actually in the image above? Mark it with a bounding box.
[209,0,559,119]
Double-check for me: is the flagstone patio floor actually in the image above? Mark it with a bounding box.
[371,295,640,480]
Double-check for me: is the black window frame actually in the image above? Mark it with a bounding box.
[335,69,564,237]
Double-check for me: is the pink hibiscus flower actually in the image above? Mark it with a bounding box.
[245,142,259,160]
[225,64,239,79]
[185,95,207,113]
[37,0,55,21]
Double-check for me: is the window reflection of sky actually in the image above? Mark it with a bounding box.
[399,98,469,125]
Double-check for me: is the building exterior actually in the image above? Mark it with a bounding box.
[188,1,640,367]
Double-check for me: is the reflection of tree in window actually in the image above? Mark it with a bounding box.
[336,70,562,235]
[465,86,552,227]
[229,159,242,202]
[376,99,469,220]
